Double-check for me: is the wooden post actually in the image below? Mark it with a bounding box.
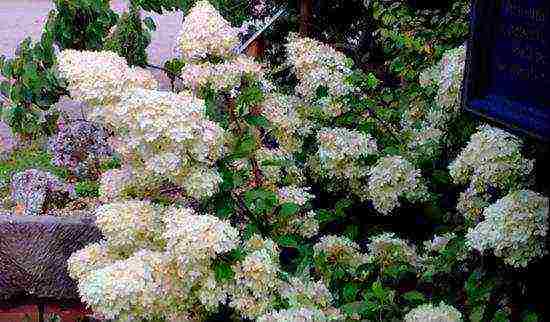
[299,0,313,36]
[245,37,266,59]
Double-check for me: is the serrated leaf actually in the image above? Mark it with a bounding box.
[402,291,426,304]
[213,261,234,282]
[233,131,256,158]
[279,203,300,219]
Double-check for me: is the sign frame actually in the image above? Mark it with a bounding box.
[462,0,550,141]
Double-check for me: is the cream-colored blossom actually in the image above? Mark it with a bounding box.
[367,156,428,215]
[466,190,549,268]
[405,302,462,322]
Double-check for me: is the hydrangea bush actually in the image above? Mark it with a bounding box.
[466,190,549,268]
[1,0,545,321]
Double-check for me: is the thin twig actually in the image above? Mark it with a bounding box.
[145,63,186,83]
[363,104,402,144]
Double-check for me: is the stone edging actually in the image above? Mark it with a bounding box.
[0,213,101,305]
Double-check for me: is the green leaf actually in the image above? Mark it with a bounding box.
[343,282,360,302]
[315,85,329,99]
[402,291,426,304]
[492,310,510,322]
[233,131,256,158]
[227,248,245,262]
[213,261,234,282]
[277,234,298,248]
[522,311,539,322]
[366,72,380,89]
[215,195,235,219]
[383,146,400,156]
[335,198,352,217]
[316,209,338,224]
[278,203,300,219]
[470,305,485,322]
[243,188,278,215]
[344,224,359,240]
[0,81,10,97]
[245,115,270,128]
[75,180,99,198]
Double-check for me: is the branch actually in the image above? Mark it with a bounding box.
[145,63,186,83]
[363,104,402,144]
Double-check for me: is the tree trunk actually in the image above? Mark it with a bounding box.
[299,0,313,37]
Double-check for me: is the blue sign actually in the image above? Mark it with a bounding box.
[463,0,550,140]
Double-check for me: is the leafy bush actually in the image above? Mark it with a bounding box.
[47,0,118,50]
[3,0,549,321]
[0,29,66,137]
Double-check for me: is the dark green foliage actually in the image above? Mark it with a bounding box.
[104,5,152,67]
[0,29,65,137]
[47,0,118,51]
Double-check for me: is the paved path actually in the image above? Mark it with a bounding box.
[0,0,183,64]
[0,0,184,156]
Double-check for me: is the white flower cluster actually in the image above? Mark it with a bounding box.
[57,50,158,106]
[367,156,428,215]
[67,241,118,281]
[57,48,226,200]
[69,202,242,320]
[435,45,466,114]
[406,124,445,162]
[367,232,418,268]
[230,236,282,319]
[181,55,264,91]
[449,125,533,219]
[95,200,162,253]
[466,190,549,268]
[175,0,239,61]
[286,33,354,101]
[404,302,462,322]
[257,273,342,321]
[99,167,135,201]
[261,93,312,152]
[280,275,334,309]
[163,206,240,263]
[76,250,175,321]
[315,127,377,182]
[313,235,368,276]
[403,45,467,163]
[277,185,315,206]
[107,88,226,199]
[283,210,320,239]
[177,1,264,92]
[450,125,533,190]
[258,307,342,322]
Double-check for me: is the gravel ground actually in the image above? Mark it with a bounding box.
[0,0,184,156]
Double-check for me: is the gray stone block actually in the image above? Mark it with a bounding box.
[0,213,101,304]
